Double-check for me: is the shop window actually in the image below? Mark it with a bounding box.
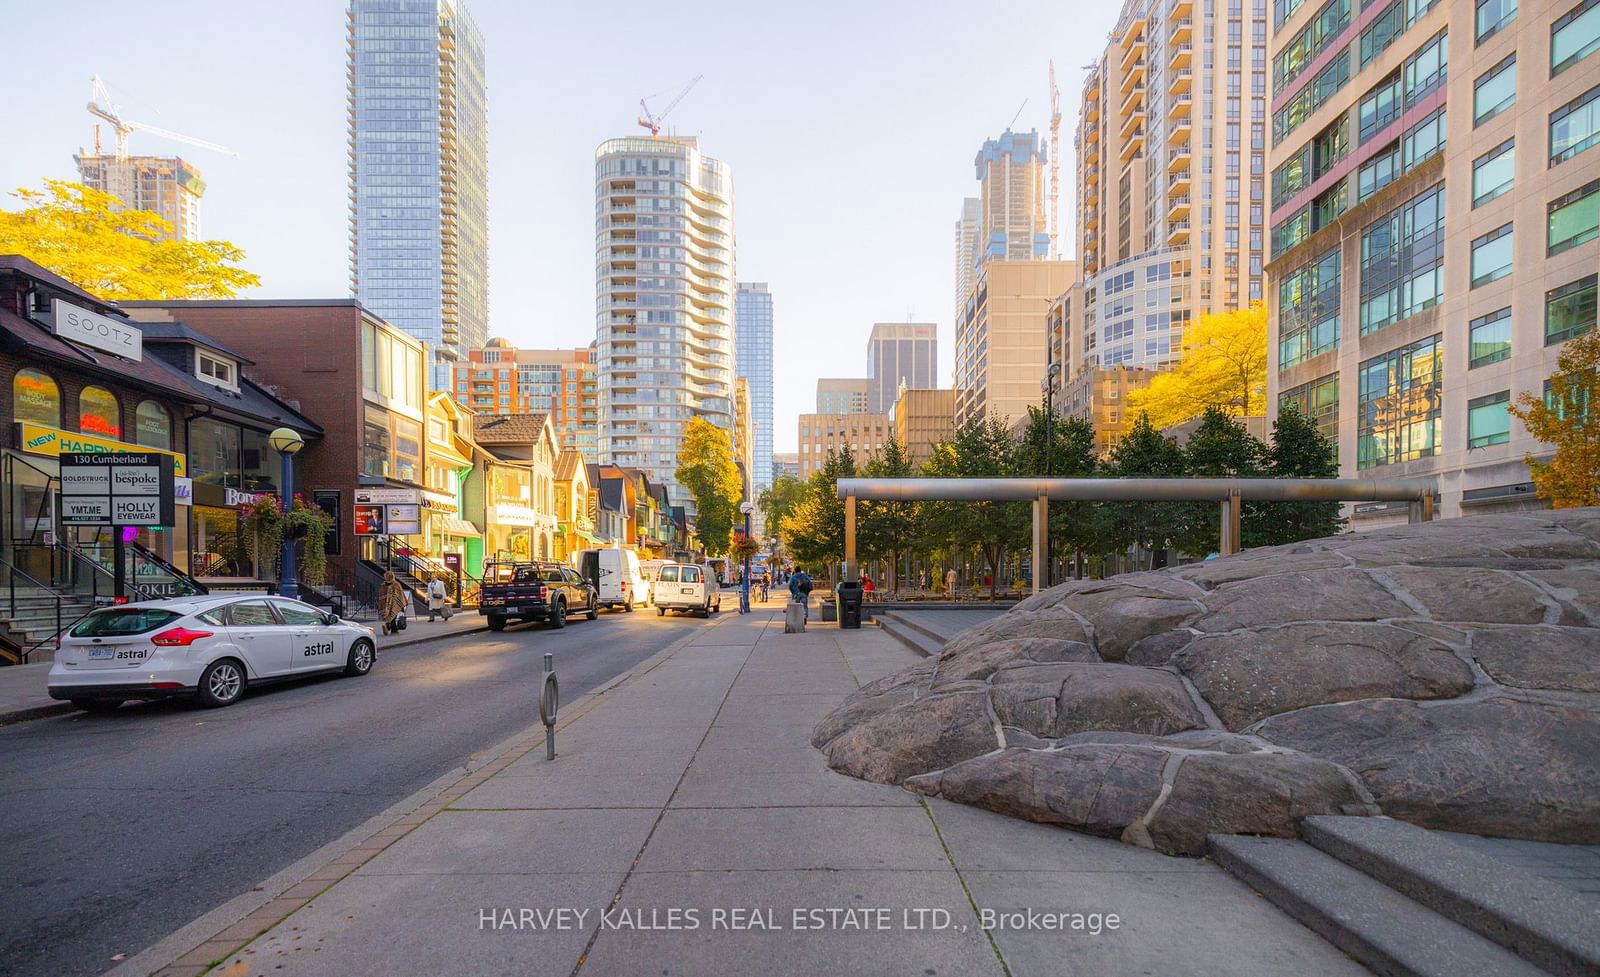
[1547,178,1600,255]
[392,416,421,484]
[190,418,241,488]
[242,428,277,495]
[78,386,121,439]
[135,401,171,449]
[1467,391,1511,448]
[363,406,390,478]
[12,368,61,426]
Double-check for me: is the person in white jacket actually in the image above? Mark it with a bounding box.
[426,574,450,622]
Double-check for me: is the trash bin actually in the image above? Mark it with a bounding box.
[836,580,864,629]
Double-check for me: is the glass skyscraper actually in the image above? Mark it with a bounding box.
[595,136,735,513]
[348,0,489,390]
[735,283,773,494]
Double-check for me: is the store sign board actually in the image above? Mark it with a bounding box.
[384,504,422,535]
[52,298,142,360]
[493,504,537,527]
[59,452,175,527]
[353,504,385,535]
[17,421,187,476]
[355,488,421,505]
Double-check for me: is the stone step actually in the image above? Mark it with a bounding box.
[1209,834,1553,977]
[874,613,941,659]
[1302,817,1600,977]
[877,609,947,646]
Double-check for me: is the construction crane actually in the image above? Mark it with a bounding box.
[1048,60,1061,259]
[86,74,239,161]
[637,74,704,138]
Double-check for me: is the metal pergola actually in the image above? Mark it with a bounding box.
[834,477,1438,594]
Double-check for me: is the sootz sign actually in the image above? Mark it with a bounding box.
[59,453,176,527]
[52,298,143,360]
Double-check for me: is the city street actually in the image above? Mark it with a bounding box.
[0,605,714,977]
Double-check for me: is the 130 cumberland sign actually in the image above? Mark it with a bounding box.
[59,452,176,527]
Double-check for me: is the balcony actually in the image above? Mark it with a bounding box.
[1119,57,1146,94]
[1170,16,1192,41]
[1085,162,1101,185]
[1167,114,1191,142]
[1169,167,1191,191]
[1170,0,1192,13]
[1168,193,1191,218]
[1119,82,1145,118]
[1119,127,1145,160]
[1119,31,1146,73]
[1171,41,1193,67]
[1167,142,1191,171]
[1167,218,1191,244]
[1118,100,1145,139]
[1084,205,1100,228]
[1167,93,1192,120]
[1167,67,1193,96]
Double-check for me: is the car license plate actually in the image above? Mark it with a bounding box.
[88,648,113,660]
[681,587,694,595]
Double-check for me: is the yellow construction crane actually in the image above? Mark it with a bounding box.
[637,75,704,138]
[87,74,239,161]
[1048,60,1061,259]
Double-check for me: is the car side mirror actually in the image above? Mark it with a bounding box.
[324,612,339,625]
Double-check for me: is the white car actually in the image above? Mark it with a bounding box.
[48,595,378,711]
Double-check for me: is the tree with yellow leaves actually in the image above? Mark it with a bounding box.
[1126,301,1268,430]
[1507,327,1599,508]
[0,180,259,299]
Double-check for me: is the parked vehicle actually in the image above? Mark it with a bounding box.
[479,561,599,631]
[652,563,722,617]
[638,558,669,604]
[47,595,377,711]
[574,548,645,611]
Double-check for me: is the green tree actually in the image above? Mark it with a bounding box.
[1125,302,1269,427]
[922,416,1024,600]
[757,474,809,546]
[1508,327,1600,508]
[674,417,743,557]
[0,180,260,299]
[786,449,856,580]
[1174,407,1266,556]
[1104,412,1186,565]
[1259,404,1345,543]
[859,433,916,594]
[1011,406,1101,581]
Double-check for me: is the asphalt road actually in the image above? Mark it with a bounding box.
[0,606,715,977]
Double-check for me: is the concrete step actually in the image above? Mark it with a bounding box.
[878,610,948,646]
[1302,817,1600,977]
[1209,834,1553,977]
[875,613,942,659]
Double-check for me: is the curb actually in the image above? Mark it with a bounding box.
[121,610,748,977]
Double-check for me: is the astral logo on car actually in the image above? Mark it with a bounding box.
[302,641,335,657]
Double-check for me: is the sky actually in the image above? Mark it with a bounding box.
[2,0,1120,452]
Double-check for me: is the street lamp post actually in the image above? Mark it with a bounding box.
[1039,361,1061,589]
[269,427,305,599]
[739,499,753,614]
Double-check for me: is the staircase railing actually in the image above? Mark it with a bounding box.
[127,541,209,599]
[299,562,379,620]
[0,555,102,665]
[371,536,463,602]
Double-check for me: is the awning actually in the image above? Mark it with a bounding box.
[576,529,607,546]
[432,514,482,538]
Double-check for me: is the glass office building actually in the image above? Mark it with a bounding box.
[595,136,736,513]
[735,282,774,494]
[348,0,489,390]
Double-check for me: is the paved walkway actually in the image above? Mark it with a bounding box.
[149,608,1370,977]
[0,610,488,725]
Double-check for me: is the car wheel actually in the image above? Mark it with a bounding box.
[344,639,375,677]
[586,597,599,621]
[194,658,246,708]
[657,605,665,616]
[623,599,634,613]
[487,614,506,631]
[549,599,567,629]
[71,698,123,713]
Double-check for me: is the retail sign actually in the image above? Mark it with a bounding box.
[493,503,537,527]
[355,488,420,505]
[59,452,175,527]
[17,421,187,476]
[224,488,273,507]
[174,477,193,506]
[52,298,142,360]
[384,504,422,535]
[422,490,458,513]
[353,504,385,535]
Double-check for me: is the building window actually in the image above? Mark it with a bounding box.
[1551,0,1600,76]
[1470,223,1514,288]
[1402,31,1448,104]
[1358,72,1402,143]
[1279,373,1340,439]
[189,418,241,489]
[1278,246,1341,368]
[363,406,390,478]
[1403,108,1447,168]
[1473,56,1516,125]
[1469,308,1513,367]
[1358,334,1442,468]
[1467,391,1511,448]
[78,385,120,439]
[135,401,171,449]
[392,416,421,484]
[1360,184,1446,333]
[1549,84,1600,165]
[12,368,60,426]
[1547,178,1600,255]
[1358,142,1401,201]
[1476,0,1516,43]
[1546,274,1598,344]
[1472,139,1516,206]
[197,352,236,389]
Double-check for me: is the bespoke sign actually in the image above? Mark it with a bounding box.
[17,421,187,476]
[59,452,175,527]
[52,298,143,360]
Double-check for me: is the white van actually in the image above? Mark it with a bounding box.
[638,558,669,604]
[574,548,646,611]
[652,563,722,617]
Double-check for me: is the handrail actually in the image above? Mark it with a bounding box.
[128,540,209,596]
[0,555,72,665]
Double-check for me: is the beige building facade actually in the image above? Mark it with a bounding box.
[955,259,1077,427]
[815,377,871,414]
[1266,0,1600,522]
[75,154,205,241]
[796,412,891,478]
[1059,365,1159,456]
[891,387,957,467]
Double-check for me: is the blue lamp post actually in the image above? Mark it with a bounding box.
[269,427,305,598]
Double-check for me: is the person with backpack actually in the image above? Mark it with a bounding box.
[788,567,813,620]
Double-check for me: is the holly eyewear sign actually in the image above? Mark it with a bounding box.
[59,452,175,527]
[52,298,143,361]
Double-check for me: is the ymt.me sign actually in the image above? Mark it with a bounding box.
[59,453,176,527]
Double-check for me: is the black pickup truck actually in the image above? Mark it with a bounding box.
[478,561,599,631]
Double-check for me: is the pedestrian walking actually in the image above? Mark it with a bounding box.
[426,573,450,622]
[378,571,408,635]
[945,567,957,600]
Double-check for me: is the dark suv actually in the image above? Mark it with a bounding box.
[479,561,600,631]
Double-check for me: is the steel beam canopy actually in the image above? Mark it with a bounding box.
[835,477,1436,503]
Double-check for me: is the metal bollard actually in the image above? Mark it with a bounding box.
[539,652,560,760]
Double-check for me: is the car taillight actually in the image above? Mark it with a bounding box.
[151,627,213,647]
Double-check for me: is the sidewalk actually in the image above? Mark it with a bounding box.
[142,609,1371,977]
[0,610,488,725]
